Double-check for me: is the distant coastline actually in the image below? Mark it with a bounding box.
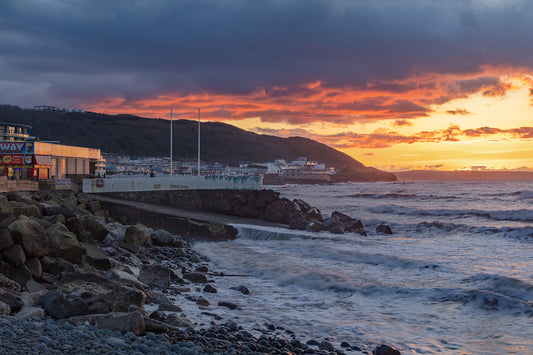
[394,170,533,180]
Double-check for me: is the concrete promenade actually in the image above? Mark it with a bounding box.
[91,195,286,240]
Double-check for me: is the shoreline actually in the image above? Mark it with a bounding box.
[0,189,401,354]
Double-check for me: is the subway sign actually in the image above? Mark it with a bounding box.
[0,142,34,154]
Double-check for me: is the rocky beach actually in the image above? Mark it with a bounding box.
[0,189,400,355]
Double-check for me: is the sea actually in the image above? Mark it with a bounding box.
[191,180,533,354]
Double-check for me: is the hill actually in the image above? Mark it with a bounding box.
[0,105,396,182]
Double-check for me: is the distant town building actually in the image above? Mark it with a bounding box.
[0,122,100,180]
[33,105,85,113]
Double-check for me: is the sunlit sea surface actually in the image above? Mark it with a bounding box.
[190,180,533,354]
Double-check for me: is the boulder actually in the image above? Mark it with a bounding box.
[46,257,76,276]
[0,229,14,250]
[331,211,355,223]
[0,213,16,229]
[0,195,14,213]
[95,311,146,335]
[25,258,43,279]
[305,219,323,232]
[43,206,77,219]
[0,300,11,315]
[8,217,53,257]
[165,313,193,328]
[344,219,367,236]
[12,204,43,219]
[2,244,27,267]
[325,221,345,234]
[25,279,46,292]
[373,344,402,355]
[264,198,301,223]
[376,223,393,235]
[293,199,312,214]
[0,273,20,291]
[75,205,92,217]
[288,216,308,230]
[139,265,171,288]
[150,229,184,248]
[47,222,86,262]
[125,224,150,246]
[77,193,91,206]
[82,243,116,270]
[57,271,146,312]
[304,208,324,222]
[218,301,239,310]
[32,217,53,230]
[39,291,88,319]
[10,265,33,285]
[81,215,109,243]
[61,197,79,211]
[88,200,101,213]
[183,272,208,283]
[203,285,218,293]
[66,217,89,242]
[15,306,45,319]
[230,285,250,295]
[0,260,15,278]
[0,288,24,312]
[147,291,182,312]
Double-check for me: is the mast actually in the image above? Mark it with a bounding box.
[197,108,201,176]
[170,107,173,176]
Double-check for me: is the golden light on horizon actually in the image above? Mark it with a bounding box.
[81,68,533,172]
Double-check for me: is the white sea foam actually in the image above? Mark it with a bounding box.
[193,180,533,354]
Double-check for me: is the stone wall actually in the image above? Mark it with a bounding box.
[101,189,280,220]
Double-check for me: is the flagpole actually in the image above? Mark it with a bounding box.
[197,108,201,176]
[170,108,173,176]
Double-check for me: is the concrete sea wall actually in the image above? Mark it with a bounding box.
[82,175,263,193]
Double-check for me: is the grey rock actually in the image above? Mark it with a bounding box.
[2,244,27,267]
[373,344,402,355]
[11,265,32,285]
[0,300,11,315]
[0,228,14,250]
[47,222,86,262]
[376,223,393,235]
[125,224,150,246]
[15,306,45,319]
[96,311,146,335]
[139,265,171,287]
[8,217,53,257]
[25,257,43,279]
[39,291,88,319]
[0,273,20,291]
[183,272,208,283]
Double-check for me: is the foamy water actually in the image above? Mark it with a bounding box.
[192,180,533,354]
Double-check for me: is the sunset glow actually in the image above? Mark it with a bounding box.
[2,1,533,171]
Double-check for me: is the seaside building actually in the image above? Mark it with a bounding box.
[264,157,335,183]
[0,122,101,181]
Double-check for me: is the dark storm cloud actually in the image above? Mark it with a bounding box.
[1,0,533,106]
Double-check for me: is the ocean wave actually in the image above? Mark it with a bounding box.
[348,192,458,200]
[371,204,533,222]
[410,222,533,241]
[433,274,533,316]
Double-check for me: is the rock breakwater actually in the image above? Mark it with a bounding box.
[0,189,400,354]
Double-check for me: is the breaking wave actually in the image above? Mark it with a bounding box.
[371,204,533,222]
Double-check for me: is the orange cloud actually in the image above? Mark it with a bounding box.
[253,124,533,149]
[82,67,526,129]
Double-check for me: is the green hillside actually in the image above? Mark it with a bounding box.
[0,105,396,182]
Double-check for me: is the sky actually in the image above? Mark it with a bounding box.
[1,0,533,171]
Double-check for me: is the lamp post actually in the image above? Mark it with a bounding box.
[197,108,201,176]
[170,108,173,176]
